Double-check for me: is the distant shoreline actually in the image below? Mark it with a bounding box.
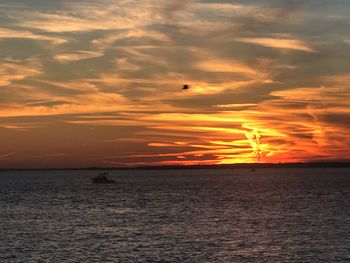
[1,162,350,171]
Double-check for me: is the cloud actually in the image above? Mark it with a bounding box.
[15,1,155,33]
[237,37,316,52]
[214,103,257,108]
[0,28,67,44]
[21,12,133,33]
[115,58,140,72]
[0,152,14,160]
[196,59,259,75]
[54,51,104,63]
[158,0,192,18]
[0,121,44,130]
[0,58,42,86]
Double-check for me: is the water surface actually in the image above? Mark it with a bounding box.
[1,168,350,262]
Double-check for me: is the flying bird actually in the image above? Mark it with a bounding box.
[182,84,190,90]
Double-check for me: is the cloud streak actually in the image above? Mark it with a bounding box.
[237,37,316,52]
[0,58,42,86]
[0,152,14,160]
[0,28,67,44]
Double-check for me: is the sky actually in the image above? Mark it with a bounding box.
[0,0,350,168]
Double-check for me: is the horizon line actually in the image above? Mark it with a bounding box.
[1,161,350,171]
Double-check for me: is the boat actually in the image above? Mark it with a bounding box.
[91,172,115,184]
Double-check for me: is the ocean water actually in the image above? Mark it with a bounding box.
[0,168,350,262]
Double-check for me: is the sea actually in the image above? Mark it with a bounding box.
[0,168,350,262]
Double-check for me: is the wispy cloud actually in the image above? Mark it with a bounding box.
[16,1,154,33]
[0,28,67,44]
[157,0,192,18]
[237,37,316,52]
[0,152,14,160]
[0,58,42,86]
[54,51,104,63]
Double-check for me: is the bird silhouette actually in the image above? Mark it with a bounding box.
[182,84,190,90]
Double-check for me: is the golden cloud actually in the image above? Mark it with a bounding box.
[237,37,316,52]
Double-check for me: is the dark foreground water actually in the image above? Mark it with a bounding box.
[0,168,350,262]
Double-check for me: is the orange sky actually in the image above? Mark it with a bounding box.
[0,0,350,168]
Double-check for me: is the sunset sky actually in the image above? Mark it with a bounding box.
[1,0,350,168]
